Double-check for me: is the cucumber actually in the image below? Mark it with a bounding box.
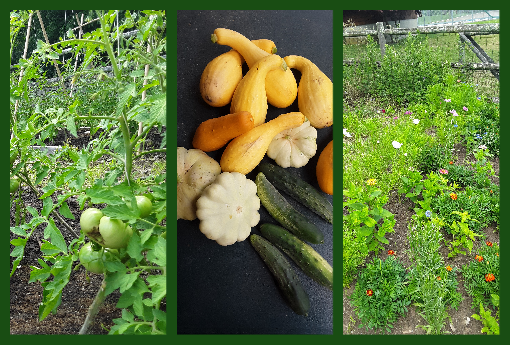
[260,223,333,291]
[250,234,310,316]
[259,162,333,224]
[256,172,324,244]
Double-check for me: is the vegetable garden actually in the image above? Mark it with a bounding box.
[343,20,500,335]
[10,10,166,335]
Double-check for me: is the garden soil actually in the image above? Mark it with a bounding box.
[343,142,500,335]
[10,128,166,335]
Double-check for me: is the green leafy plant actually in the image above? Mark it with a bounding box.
[472,301,499,335]
[343,221,369,288]
[10,10,167,335]
[343,180,396,254]
[349,256,410,334]
[397,170,424,204]
[407,219,462,334]
[462,241,500,310]
[444,211,481,257]
[416,144,452,175]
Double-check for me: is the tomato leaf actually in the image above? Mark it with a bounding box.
[58,201,75,220]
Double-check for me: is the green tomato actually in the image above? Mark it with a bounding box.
[80,208,104,235]
[10,149,19,166]
[10,178,19,193]
[79,242,116,274]
[135,195,152,218]
[99,216,133,249]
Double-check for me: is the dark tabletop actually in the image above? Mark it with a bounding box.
[177,10,333,334]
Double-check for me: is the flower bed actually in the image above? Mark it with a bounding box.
[343,70,499,334]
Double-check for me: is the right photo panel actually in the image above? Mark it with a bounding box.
[343,10,500,335]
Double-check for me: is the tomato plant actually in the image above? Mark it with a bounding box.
[10,10,166,335]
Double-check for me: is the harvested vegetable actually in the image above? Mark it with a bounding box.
[284,55,333,128]
[260,223,333,290]
[200,39,277,107]
[256,172,324,244]
[230,54,288,126]
[258,162,333,224]
[196,172,260,246]
[266,117,317,168]
[192,111,254,152]
[250,234,310,316]
[220,112,305,175]
[177,147,221,220]
[212,28,297,108]
[316,140,333,195]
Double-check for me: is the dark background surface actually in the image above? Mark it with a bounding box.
[176,10,333,334]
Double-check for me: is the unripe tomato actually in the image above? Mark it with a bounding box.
[135,196,152,218]
[80,208,104,235]
[10,149,19,166]
[79,242,116,274]
[10,178,20,193]
[99,216,133,249]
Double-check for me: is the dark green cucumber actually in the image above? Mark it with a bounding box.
[250,234,310,316]
[260,223,333,291]
[256,172,324,244]
[259,162,333,224]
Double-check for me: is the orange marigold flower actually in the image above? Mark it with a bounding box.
[366,289,374,296]
[388,250,395,256]
[485,273,495,282]
[476,255,483,262]
[437,276,441,281]
[486,241,493,247]
[450,193,458,200]
[446,265,452,271]
[449,161,454,164]
[496,253,499,257]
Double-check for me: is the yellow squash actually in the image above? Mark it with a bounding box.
[284,55,333,129]
[200,39,277,107]
[220,112,305,175]
[212,28,297,108]
[230,54,287,126]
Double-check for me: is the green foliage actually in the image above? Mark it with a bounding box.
[416,144,452,175]
[343,181,396,255]
[407,219,462,334]
[343,221,369,288]
[10,10,166,335]
[445,163,475,188]
[349,256,410,333]
[472,301,499,335]
[345,33,448,106]
[462,242,500,310]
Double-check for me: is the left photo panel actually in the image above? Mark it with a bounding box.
[10,10,167,334]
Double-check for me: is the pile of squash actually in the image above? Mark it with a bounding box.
[177,28,333,245]
[194,28,332,188]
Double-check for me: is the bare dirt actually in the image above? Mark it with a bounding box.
[343,142,500,335]
[10,128,166,334]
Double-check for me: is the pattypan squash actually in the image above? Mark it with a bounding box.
[196,172,260,246]
[177,147,221,221]
[266,118,317,168]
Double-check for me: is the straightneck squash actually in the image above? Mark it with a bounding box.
[220,112,305,175]
[212,28,297,108]
[284,55,333,129]
[230,54,287,126]
[200,39,277,107]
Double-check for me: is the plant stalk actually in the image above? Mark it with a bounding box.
[79,278,107,334]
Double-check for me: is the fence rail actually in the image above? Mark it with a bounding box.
[343,22,499,76]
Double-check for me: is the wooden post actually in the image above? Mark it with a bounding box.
[36,10,63,81]
[376,22,386,58]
